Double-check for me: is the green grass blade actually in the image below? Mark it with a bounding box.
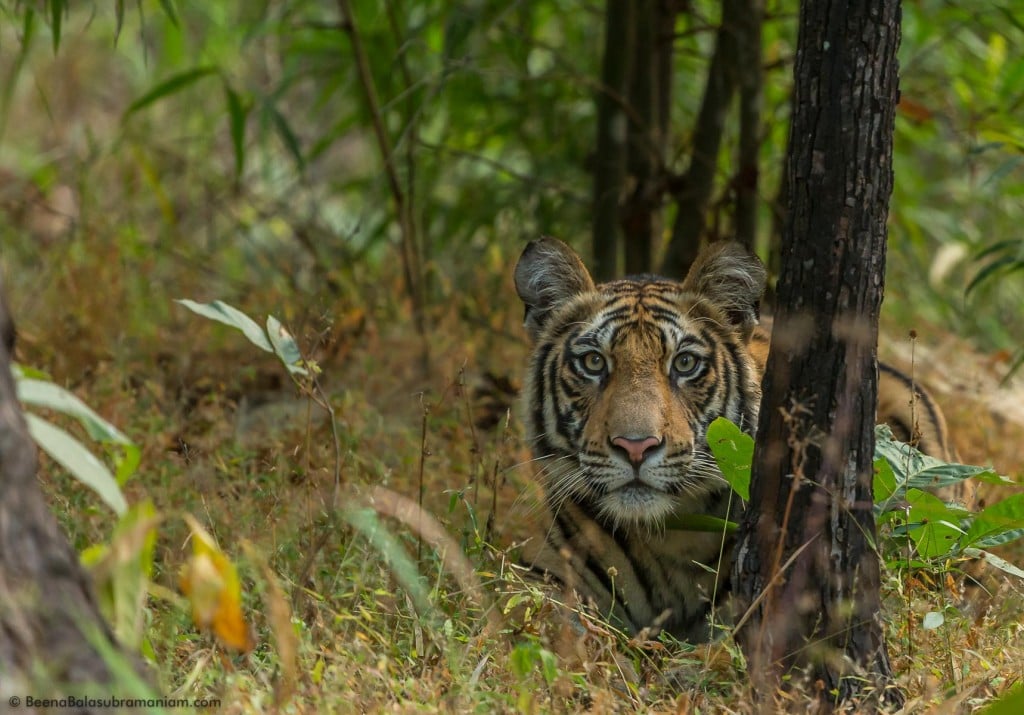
[124,66,218,118]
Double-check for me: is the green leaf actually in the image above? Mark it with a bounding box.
[1002,349,1024,385]
[964,548,1024,581]
[175,299,273,353]
[981,684,1024,715]
[267,102,305,171]
[223,83,249,179]
[15,375,140,485]
[25,413,127,515]
[114,0,125,43]
[873,457,898,505]
[342,507,434,620]
[50,0,64,53]
[664,512,737,533]
[16,378,132,445]
[964,494,1024,548]
[706,417,753,500]
[874,425,1004,496]
[905,488,965,560]
[157,0,179,26]
[967,254,1024,295]
[266,315,308,375]
[922,611,944,630]
[124,66,219,118]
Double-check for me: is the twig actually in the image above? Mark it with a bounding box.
[336,0,428,369]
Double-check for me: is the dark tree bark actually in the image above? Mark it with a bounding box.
[622,0,658,275]
[591,0,635,281]
[661,0,742,276]
[731,1,903,710]
[733,0,763,251]
[0,286,146,710]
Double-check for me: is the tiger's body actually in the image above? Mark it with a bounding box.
[514,237,955,641]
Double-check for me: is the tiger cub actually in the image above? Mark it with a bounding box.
[514,236,955,641]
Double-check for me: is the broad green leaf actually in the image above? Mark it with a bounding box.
[175,299,273,353]
[266,315,308,375]
[664,513,737,533]
[124,66,218,118]
[964,494,1024,548]
[922,611,944,630]
[706,417,753,500]
[981,684,1024,715]
[874,425,1006,495]
[905,488,964,560]
[25,413,127,515]
[873,457,898,505]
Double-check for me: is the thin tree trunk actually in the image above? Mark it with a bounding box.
[662,0,741,276]
[622,0,657,275]
[592,0,635,281]
[734,0,763,251]
[732,1,903,710]
[0,288,146,709]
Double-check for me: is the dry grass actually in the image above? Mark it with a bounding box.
[10,258,1023,712]
[2,14,1023,713]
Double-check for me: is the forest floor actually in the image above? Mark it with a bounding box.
[12,256,1024,713]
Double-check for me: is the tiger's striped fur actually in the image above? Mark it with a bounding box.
[514,237,957,641]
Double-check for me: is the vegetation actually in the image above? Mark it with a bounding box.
[1,0,1023,711]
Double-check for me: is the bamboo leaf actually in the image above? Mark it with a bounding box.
[175,299,274,353]
[157,0,179,26]
[124,66,219,118]
[266,102,305,172]
[223,83,249,179]
[25,414,127,515]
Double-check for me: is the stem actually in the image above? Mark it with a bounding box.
[336,0,428,367]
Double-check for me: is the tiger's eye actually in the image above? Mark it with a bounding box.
[672,352,700,376]
[581,351,606,375]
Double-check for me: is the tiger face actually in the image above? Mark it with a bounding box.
[515,237,767,531]
[513,237,959,640]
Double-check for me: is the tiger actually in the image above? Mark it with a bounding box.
[513,236,956,642]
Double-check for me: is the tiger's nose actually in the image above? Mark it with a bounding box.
[610,436,664,466]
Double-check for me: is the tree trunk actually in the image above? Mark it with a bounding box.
[731,1,903,710]
[622,0,658,275]
[591,0,635,281]
[661,0,741,276]
[0,287,145,709]
[733,0,763,251]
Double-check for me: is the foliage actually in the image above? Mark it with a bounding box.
[13,365,135,514]
[1,0,1023,711]
[873,425,1024,578]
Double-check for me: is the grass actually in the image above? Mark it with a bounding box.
[12,258,1024,712]
[2,10,1023,712]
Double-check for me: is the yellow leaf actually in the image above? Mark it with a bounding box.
[179,515,253,652]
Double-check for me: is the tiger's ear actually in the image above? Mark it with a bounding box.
[514,237,595,340]
[681,241,767,338]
